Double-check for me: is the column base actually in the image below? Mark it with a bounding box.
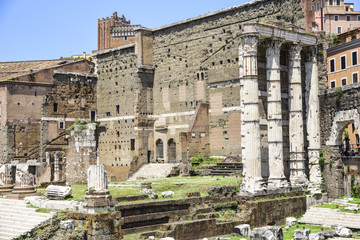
[240,177,267,196]
[267,178,290,193]
[85,193,115,214]
[290,175,308,189]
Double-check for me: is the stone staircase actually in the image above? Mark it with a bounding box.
[0,198,54,240]
[128,163,179,181]
[209,163,242,176]
[299,206,360,229]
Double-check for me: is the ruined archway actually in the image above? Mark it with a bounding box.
[168,139,176,162]
[326,109,360,147]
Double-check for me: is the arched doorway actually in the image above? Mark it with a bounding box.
[168,139,176,162]
[156,139,164,160]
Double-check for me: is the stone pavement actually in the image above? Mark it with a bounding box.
[128,163,178,181]
[299,206,360,229]
[0,198,54,240]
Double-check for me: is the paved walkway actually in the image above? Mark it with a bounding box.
[0,198,54,240]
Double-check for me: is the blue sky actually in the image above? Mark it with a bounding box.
[0,0,249,62]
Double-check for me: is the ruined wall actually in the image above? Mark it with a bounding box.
[65,124,97,184]
[319,84,360,198]
[151,0,306,162]
[95,45,154,180]
[40,71,97,164]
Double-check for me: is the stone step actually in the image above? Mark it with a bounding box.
[0,219,37,229]
[0,215,50,224]
[0,230,18,240]
[0,207,51,218]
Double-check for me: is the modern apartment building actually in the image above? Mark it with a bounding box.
[327,28,360,88]
[312,0,360,34]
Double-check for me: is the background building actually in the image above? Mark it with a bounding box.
[312,0,360,34]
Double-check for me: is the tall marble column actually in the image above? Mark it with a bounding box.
[266,39,288,190]
[240,34,266,195]
[288,44,307,186]
[54,152,60,182]
[305,47,322,191]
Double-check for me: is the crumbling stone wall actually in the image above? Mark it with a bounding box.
[95,45,154,180]
[319,84,360,198]
[65,124,97,185]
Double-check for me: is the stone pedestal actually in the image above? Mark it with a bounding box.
[85,165,114,213]
[8,164,40,199]
[266,39,289,191]
[240,34,267,196]
[0,164,14,195]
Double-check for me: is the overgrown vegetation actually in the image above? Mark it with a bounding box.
[326,33,341,47]
[335,87,343,106]
[190,154,221,170]
[37,176,242,203]
[65,120,94,133]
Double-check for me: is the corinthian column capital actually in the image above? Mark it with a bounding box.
[265,39,283,57]
[289,44,303,61]
[241,34,259,55]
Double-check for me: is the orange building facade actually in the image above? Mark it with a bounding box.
[327,28,360,88]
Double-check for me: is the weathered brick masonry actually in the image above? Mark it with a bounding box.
[95,0,314,180]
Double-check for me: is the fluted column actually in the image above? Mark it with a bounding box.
[305,47,322,191]
[240,34,266,195]
[266,39,288,189]
[288,44,307,186]
[54,152,60,182]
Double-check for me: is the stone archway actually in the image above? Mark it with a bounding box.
[326,109,360,146]
[156,139,164,160]
[168,139,176,162]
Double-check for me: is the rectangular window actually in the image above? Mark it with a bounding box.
[336,0,340,5]
[353,72,359,83]
[352,51,358,65]
[116,105,120,114]
[90,110,96,122]
[130,139,135,151]
[59,121,65,129]
[124,36,128,41]
[347,16,351,21]
[191,132,196,138]
[337,27,342,34]
[358,16,360,21]
[106,112,111,116]
[346,7,349,11]
[53,103,58,112]
[117,131,120,137]
[342,78,347,86]
[331,81,336,88]
[330,58,335,72]
[316,2,320,10]
[341,55,346,70]
[334,15,339,21]
[329,0,333,5]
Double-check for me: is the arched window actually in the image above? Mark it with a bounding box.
[156,139,164,159]
[168,139,176,162]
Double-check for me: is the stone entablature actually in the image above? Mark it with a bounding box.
[240,23,320,195]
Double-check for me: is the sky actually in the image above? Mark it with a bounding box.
[0,0,249,62]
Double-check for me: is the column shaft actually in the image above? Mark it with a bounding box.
[289,44,307,185]
[240,34,266,195]
[305,47,322,190]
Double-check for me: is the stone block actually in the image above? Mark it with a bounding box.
[234,224,250,237]
[161,191,174,198]
[250,226,283,240]
[338,227,352,237]
[321,230,336,238]
[46,185,72,200]
[294,229,310,240]
[286,217,297,227]
[60,220,75,229]
[140,188,155,195]
[309,233,325,240]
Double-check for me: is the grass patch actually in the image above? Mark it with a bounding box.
[318,203,359,213]
[37,176,242,203]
